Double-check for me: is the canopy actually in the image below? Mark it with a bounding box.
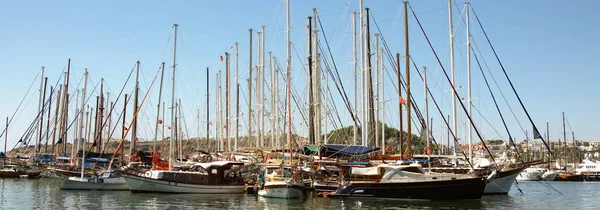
[303,144,380,158]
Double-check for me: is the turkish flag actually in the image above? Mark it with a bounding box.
[158,119,163,124]
[220,55,223,62]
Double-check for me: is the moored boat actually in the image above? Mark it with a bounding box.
[257,165,305,199]
[60,170,128,190]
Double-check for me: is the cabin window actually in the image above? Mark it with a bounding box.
[401,167,425,174]
[212,169,218,174]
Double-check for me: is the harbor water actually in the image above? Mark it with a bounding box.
[0,178,598,209]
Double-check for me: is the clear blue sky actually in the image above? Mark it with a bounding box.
[1,0,598,151]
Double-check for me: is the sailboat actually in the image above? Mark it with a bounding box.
[256,0,306,199]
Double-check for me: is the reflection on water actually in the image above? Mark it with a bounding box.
[0,178,598,209]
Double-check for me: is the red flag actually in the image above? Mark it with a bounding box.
[135,137,139,142]
[224,125,227,129]
[168,126,171,130]
[230,46,234,49]
[158,119,163,124]
[124,126,129,130]
[220,55,223,62]
[400,97,406,105]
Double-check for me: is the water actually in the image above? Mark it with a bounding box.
[0,178,597,209]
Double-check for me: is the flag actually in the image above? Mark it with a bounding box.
[56,137,63,144]
[220,55,224,62]
[230,46,234,49]
[124,126,129,131]
[168,126,171,130]
[158,119,163,124]
[224,125,227,129]
[533,127,542,139]
[135,137,139,142]
[400,97,406,105]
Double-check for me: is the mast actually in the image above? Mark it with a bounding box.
[448,0,458,158]
[248,28,253,148]
[206,68,209,150]
[63,60,71,156]
[38,77,48,155]
[235,43,239,151]
[77,69,88,156]
[71,89,80,157]
[153,62,166,155]
[360,0,366,147]
[122,94,127,159]
[81,108,88,179]
[225,52,230,152]
[397,53,403,156]
[131,61,140,155]
[178,99,183,158]
[380,48,385,152]
[45,86,53,153]
[286,0,292,164]
[307,16,315,145]
[97,78,104,154]
[547,121,551,160]
[256,31,261,148]
[404,1,412,156]
[366,7,375,147]
[52,85,62,153]
[424,65,430,161]
[261,25,266,149]
[352,11,358,146]
[466,2,473,161]
[4,117,7,155]
[269,51,274,148]
[217,71,222,151]
[35,66,44,156]
[169,23,178,171]
[562,112,567,169]
[313,8,321,146]
[374,32,379,148]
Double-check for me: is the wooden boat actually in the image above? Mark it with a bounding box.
[0,165,41,178]
[123,161,246,194]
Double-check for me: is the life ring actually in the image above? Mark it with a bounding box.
[480,144,487,151]
[144,171,152,178]
[153,151,161,159]
[423,146,433,155]
[386,145,395,153]
[461,144,469,151]
[472,145,480,152]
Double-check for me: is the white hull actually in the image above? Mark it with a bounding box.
[61,177,129,190]
[258,187,303,199]
[484,170,519,195]
[123,175,245,194]
[542,171,558,181]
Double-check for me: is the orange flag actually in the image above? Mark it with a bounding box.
[220,55,224,62]
[400,97,406,105]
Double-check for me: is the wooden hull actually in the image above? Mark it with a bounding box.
[123,174,245,194]
[330,177,486,200]
[0,170,41,178]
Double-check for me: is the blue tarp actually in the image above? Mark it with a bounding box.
[304,144,380,158]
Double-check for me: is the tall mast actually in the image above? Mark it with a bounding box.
[374,33,379,148]
[71,89,80,157]
[352,11,358,146]
[39,77,48,154]
[562,112,566,169]
[366,8,375,147]
[217,71,222,151]
[261,25,266,149]
[206,68,209,150]
[4,117,7,155]
[122,94,127,159]
[35,66,44,156]
[380,48,385,152]
[269,51,274,148]
[448,0,457,158]
[424,66,430,158]
[52,85,62,153]
[360,0,366,147]
[307,16,315,145]
[256,31,261,148]
[235,43,240,151]
[248,28,253,148]
[396,53,403,156]
[546,121,550,160]
[404,1,412,156]
[313,8,321,146]
[286,0,292,164]
[45,86,53,153]
[62,60,71,155]
[131,61,140,156]
[76,68,89,155]
[98,78,104,154]
[466,2,473,161]
[81,108,88,179]
[178,99,183,158]
[153,62,166,155]
[169,23,178,171]
[225,52,230,152]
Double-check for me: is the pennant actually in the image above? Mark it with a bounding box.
[533,127,542,139]
[168,126,172,130]
[220,55,224,62]
[56,137,63,144]
[158,119,163,124]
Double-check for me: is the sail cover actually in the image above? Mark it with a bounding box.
[303,144,380,158]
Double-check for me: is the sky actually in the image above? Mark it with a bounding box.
[0,0,599,152]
